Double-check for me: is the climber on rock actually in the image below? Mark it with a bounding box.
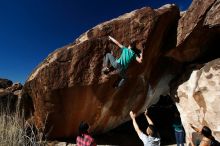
[102,35,143,88]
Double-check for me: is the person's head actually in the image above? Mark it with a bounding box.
[146,125,157,137]
[79,121,89,137]
[128,39,136,49]
[201,126,212,138]
[128,40,142,57]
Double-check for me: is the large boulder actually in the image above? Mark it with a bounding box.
[0,89,17,112]
[177,58,220,141]
[167,0,220,63]
[22,4,180,138]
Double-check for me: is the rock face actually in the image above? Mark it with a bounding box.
[177,59,220,141]
[22,5,180,138]
[167,0,220,63]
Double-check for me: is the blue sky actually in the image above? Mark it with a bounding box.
[0,0,192,84]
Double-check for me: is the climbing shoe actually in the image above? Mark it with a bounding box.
[102,67,110,74]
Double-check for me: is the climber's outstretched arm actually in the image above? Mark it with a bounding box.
[130,111,142,136]
[145,110,154,125]
[108,36,123,48]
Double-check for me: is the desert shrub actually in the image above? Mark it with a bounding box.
[0,106,46,146]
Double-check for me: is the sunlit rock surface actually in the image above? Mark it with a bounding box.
[177,59,220,141]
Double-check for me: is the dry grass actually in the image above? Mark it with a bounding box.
[0,106,45,146]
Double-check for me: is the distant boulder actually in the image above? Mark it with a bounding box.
[0,78,13,89]
[0,79,23,113]
[7,83,23,92]
[0,88,17,112]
